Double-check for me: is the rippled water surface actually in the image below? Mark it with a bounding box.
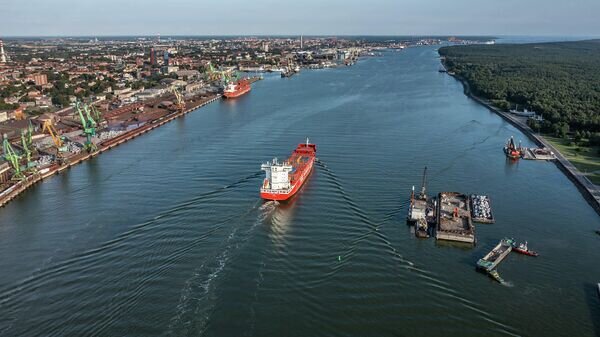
[1,46,599,336]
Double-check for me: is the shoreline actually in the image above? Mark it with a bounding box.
[446,71,600,216]
[0,94,222,208]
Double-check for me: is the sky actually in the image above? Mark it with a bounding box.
[2,0,600,37]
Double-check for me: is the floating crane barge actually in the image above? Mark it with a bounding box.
[436,192,475,244]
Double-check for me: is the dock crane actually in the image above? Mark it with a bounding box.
[170,86,185,113]
[20,123,36,169]
[89,104,103,124]
[42,119,67,153]
[76,102,97,152]
[206,63,222,82]
[2,134,24,180]
[206,63,232,84]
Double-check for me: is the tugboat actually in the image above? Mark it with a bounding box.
[504,136,523,159]
[512,241,539,257]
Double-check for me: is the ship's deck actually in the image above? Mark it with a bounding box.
[436,192,475,244]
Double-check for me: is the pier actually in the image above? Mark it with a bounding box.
[521,147,557,161]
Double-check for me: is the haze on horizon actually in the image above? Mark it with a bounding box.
[3,0,600,37]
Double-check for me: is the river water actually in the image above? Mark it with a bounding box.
[1,46,599,337]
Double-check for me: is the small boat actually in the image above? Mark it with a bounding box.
[512,241,539,257]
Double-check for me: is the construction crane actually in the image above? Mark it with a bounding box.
[2,134,24,180]
[170,86,185,112]
[76,102,97,152]
[42,119,67,153]
[206,63,222,82]
[20,125,35,169]
[89,104,103,124]
[206,63,232,84]
[229,71,240,83]
[83,104,98,129]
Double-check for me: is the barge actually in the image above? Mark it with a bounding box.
[436,192,475,244]
[477,238,515,284]
[470,194,495,224]
[477,238,515,272]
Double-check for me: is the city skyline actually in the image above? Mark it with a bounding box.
[3,0,600,37]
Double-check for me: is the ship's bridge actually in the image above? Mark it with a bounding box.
[261,158,293,190]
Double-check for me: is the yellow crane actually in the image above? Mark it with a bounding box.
[170,86,185,112]
[42,119,65,150]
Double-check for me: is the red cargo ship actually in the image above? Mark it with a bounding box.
[260,139,316,201]
[223,78,251,98]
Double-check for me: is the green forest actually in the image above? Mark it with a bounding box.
[439,40,600,145]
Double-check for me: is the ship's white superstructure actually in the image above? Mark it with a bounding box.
[224,83,237,93]
[261,158,292,191]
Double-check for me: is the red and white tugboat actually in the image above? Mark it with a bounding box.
[223,78,251,98]
[512,241,539,257]
[260,139,316,201]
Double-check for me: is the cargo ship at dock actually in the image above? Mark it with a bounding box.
[260,139,316,201]
[223,78,251,98]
